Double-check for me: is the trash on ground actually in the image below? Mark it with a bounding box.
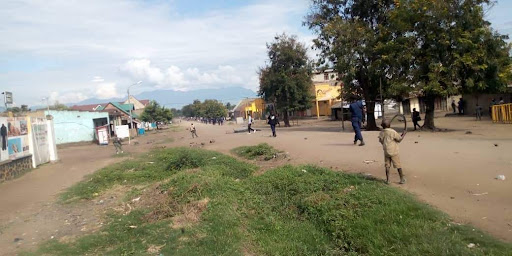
[496,175,506,181]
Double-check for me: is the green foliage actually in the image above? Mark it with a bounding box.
[48,101,69,111]
[181,99,227,118]
[31,149,511,256]
[170,108,182,117]
[258,33,314,126]
[140,100,173,123]
[305,0,396,130]
[232,143,282,161]
[388,0,512,128]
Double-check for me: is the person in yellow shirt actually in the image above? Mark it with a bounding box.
[378,120,407,184]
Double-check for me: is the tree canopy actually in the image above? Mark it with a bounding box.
[140,101,173,124]
[306,0,512,129]
[305,0,396,130]
[388,0,512,128]
[258,33,314,127]
[181,99,227,118]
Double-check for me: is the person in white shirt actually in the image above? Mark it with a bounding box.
[247,114,255,134]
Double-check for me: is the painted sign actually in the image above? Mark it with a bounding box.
[115,125,130,139]
[31,117,50,166]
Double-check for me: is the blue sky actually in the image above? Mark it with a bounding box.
[0,0,510,106]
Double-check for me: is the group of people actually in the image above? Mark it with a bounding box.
[246,113,280,137]
[199,117,225,126]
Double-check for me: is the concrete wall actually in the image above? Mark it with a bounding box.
[43,110,109,144]
[462,93,512,116]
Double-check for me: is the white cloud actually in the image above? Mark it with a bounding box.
[120,59,245,91]
[0,0,313,105]
[95,83,121,99]
[49,91,89,104]
[92,76,104,83]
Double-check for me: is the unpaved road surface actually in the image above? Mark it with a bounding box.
[0,116,510,255]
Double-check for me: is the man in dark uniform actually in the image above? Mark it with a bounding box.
[349,99,365,146]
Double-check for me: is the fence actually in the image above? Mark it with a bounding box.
[492,104,512,124]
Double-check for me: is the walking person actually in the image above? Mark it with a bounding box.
[267,112,280,137]
[451,99,456,113]
[475,103,482,121]
[458,98,464,115]
[349,99,365,146]
[190,123,198,138]
[247,114,255,134]
[378,120,407,184]
[412,108,422,130]
[113,137,124,154]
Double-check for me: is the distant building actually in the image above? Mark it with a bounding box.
[304,69,342,117]
[233,98,266,119]
[70,104,106,112]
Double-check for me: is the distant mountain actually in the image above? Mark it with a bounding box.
[68,87,257,109]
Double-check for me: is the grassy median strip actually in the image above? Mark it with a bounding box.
[26,147,512,255]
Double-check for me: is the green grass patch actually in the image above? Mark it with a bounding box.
[30,148,512,255]
[232,143,282,161]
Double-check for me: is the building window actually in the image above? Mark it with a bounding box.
[324,73,329,81]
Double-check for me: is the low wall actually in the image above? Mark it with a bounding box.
[0,155,33,182]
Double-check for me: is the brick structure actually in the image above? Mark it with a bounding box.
[0,156,33,182]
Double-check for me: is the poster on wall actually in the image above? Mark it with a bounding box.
[31,117,50,166]
[6,117,30,160]
[7,118,21,137]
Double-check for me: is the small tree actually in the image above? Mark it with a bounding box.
[140,101,173,128]
[49,101,69,111]
[258,33,314,127]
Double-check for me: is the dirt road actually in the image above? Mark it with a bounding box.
[0,116,510,255]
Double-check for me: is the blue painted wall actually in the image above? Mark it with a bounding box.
[44,110,109,144]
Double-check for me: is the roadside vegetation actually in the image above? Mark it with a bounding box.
[26,147,512,255]
[232,143,282,161]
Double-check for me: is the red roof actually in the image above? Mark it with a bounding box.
[139,100,150,106]
[70,104,105,111]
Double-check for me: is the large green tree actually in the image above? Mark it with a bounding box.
[199,99,228,119]
[389,0,512,129]
[306,0,396,130]
[258,34,314,127]
[140,101,173,126]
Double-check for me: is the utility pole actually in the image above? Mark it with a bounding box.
[127,81,142,145]
[340,82,344,130]
[380,77,385,119]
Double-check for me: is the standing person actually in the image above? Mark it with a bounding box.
[412,108,422,130]
[113,137,123,154]
[489,98,496,116]
[451,99,457,113]
[458,98,464,115]
[475,103,482,120]
[267,112,280,137]
[378,120,406,184]
[247,114,255,134]
[190,123,198,138]
[349,99,365,146]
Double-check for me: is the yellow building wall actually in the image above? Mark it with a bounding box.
[243,98,266,119]
[312,84,340,116]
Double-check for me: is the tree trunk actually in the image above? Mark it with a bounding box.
[365,101,378,131]
[283,111,291,127]
[423,95,436,130]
